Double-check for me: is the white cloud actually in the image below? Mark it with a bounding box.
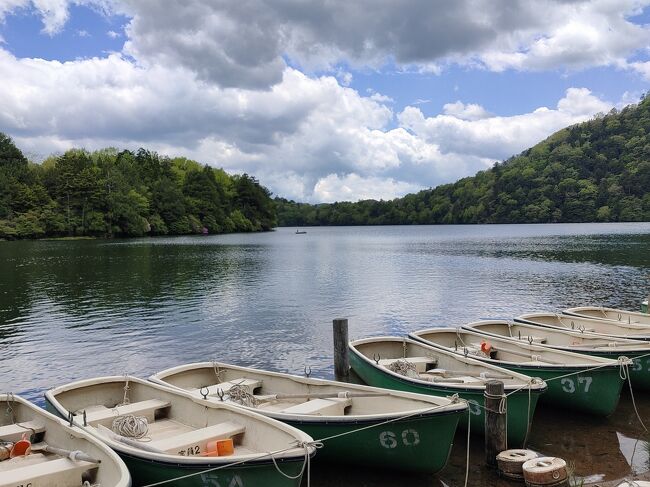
[106,30,120,38]
[76,29,89,37]
[399,88,612,162]
[313,174,422,203]
[8,0,650,87]
[443,101,492,121]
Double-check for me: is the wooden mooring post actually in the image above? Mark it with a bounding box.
[485,380,507,467]
[333,318,350,382]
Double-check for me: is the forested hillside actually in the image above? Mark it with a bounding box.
[278,95,650,226]
[0,135,276,239]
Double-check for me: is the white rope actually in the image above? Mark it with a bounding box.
[620,359,648,433]
[387,360,417,377]
[464,408,471,487]
[112,415,149,439]
[228,384,258,407]
[120,377,130,406]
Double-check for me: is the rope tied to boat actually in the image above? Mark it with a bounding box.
[618,356,648,433]
[119,376,130,406]
[228,384,259,407]
[5,392,14,424]
[212,360,225,383]
[112,414,149,439]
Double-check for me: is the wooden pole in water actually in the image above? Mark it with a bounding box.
[485,380,507,467]
[333,318,350,382]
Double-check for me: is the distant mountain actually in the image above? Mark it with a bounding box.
[277,95,650,226]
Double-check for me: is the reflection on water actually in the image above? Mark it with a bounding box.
[1,223,650,485]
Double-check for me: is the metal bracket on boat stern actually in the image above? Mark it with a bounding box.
[373,353,381,364]
[528,336,534,345]
[67,411,75,427]
[304,366,312,378]
[200,386,210,400]
[578,324,585,333]
[216,388,225,401]
[464,347,469,358]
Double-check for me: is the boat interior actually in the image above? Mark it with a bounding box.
[466,321,650,351]
[353,338,533,388]
[49,379,303,460]
[413,329,604,367]
[0,395,118,487]
[518,313,650,337]
[154,364,449,418]
[565,307,650,325]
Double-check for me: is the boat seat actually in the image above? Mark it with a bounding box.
[83,399,171,427]
[192,378,263,397]
[281,397,352,416]
[0,455,97,487]
[377,356,437,373]
[0,420,45,443]
[149,421,246,455]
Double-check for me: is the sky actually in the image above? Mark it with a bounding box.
[0,1,649,203]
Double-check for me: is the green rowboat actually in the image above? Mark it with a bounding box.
[643,300,649,314]
[45,376,315,487]
[348,336,547,448]
[410,327,626,417]
[516,312,650,341]
[564,306,650,326]
[149,362,467,474]
[462,320,650,391]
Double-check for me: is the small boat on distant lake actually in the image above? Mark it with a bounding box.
[0,393,130,487]
[295,229,307,234]
[45,376,315,487]
[410,327,625,417]
[564,306,650,326]
[462,320,650,391]
[348,336,547,447]
[150,362,467,473]
[644,299,649,314]
[516,312,650,341]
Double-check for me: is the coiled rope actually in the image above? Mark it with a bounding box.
[112,415,149,439]
[387,360,417,377]
[228,384,259,408]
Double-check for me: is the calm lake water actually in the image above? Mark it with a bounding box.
[2,223,650,485]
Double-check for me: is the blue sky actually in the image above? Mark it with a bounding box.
[0,1,649,202]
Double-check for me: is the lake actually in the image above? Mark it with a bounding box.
[2,223,650,485]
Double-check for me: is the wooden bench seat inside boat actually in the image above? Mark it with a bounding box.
[420,372,486,384]
[0,452,97,487]
[148,421,245,454]
[192,378,263,396]
[378,356,436,373]
[0,420,45,443]
[83,399,171,427]
[280,397,352,416]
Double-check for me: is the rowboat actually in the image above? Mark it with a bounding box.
[150,362,467,473]
[516,312,650,341]
[0,393,130,487]
[462,320,650,390]
[45,376,316,487]
[348,336,547,447]
[564,306,650,326]
[410,327,626,417]
[643,299,648,314]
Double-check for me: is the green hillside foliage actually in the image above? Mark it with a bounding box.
[0,138,276,239]
[277,95,650,226]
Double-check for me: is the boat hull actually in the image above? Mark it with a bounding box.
[118,450,306,487]
[284,411,461,474]
[643,301,648,314]
[349,350,541,448]
[474,362,623,416]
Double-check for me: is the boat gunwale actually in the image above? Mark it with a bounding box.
[461,319,650,354]
[409,326,622,370]
[515,313,650,341]
[564,306,650,323]
[44,375,315,466]
[348,336,547,393]
[149,361,468,423]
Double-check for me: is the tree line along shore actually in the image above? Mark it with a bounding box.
[2,93,649,240]
[277,95,650,226]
